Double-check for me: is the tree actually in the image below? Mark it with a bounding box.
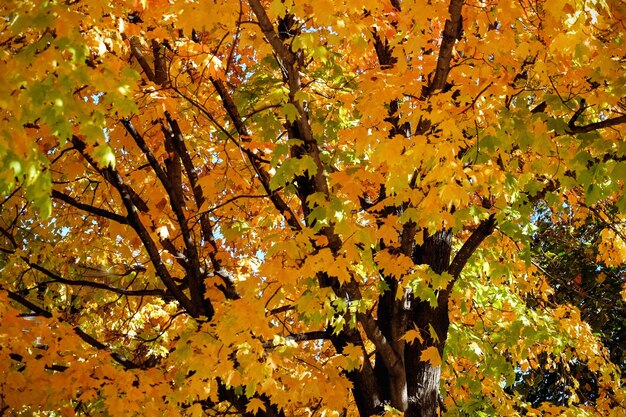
[515,202,626,408]
[1,0,625,415]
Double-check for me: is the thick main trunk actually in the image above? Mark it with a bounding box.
[405,299,450,417]
[357,230,454,416]
[406,230,453,417]
[406,361,442,417]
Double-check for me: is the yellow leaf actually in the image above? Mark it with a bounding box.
[420,346,442,367]
[187,403,204,417]
[376,216,400,246]
[206,55,224,80]
[403,327,424,344]
[375,251,413,279]
[246,397,266,414]
[342,343,364,371]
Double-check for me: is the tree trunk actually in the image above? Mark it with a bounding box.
[405,299,449,417]
[405,230,453,417]
[406,360,442,417]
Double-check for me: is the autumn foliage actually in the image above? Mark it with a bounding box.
[1,0,626,416]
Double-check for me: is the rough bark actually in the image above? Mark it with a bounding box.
[404,230,453,417]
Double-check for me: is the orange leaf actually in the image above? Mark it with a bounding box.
[419,347,442,367]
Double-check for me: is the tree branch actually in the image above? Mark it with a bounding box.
[358,311,408,410]
[151,39,168,85]
[358,313,405,378]
[4,287,140,370]
[128,36,155,82]
[532,98,626,134]
[263,330,330,348]
[566,101,626,134]
[121,118,212,318]
[24,258,168,298]
[287,330,329,343]
[447,214,496,284]
[71,135,197,316]
[70,135,149,213]
[0,225,18,249]
[72,326,140,369]
[247,0,295,66]
[244,1,338,250]
[426,0,464,95]
[211,79,302,231]
[162,112,240,301]
[268,304,294,315]
[51,189,128,225]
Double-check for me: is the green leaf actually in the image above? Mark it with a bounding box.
[281,103,299,123]
[585,184,602,205]
[26,170,52,218]
[93,143,116,169]
[269,155,317,190]
[431,272,453,290]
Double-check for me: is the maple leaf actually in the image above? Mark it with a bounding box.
[402,328,424,345]
[420,347,442,367]
[1,0,626,416]
[342,343,364,371]
[246,397,266,414]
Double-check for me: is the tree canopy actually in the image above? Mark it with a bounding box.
[1,0,626,416]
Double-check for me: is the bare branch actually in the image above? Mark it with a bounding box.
[426,0,464,95]
[24,258,168,298]
[51,189,128,225]
[447,214,496,283]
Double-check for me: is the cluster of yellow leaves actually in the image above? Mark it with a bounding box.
[598,228,626,267]
[1,0,626,415]
[0,292,156,415]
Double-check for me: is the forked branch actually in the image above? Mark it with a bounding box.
[4,287,140,370]
[71,135,197,316]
